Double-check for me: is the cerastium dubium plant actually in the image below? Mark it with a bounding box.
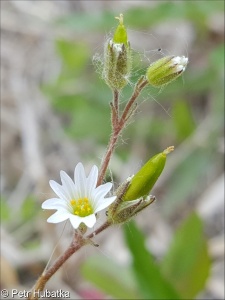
[29,14,188,299]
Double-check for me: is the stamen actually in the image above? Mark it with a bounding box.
[70,197,93,217]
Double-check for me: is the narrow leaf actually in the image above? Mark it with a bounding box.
[172,100,195,142]
[81,255,140,299]
[124,221,181,299]
[161,213,211,298]
[0,198,11,221]
[21,197,38,221]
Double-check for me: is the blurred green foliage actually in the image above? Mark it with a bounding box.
[1,197,11,222]
[161,214,210,298]
[81,214,210,299]
[81,255,140,299]
[42,38,111,144]
[172,100,196,142]
[1,196,41,251]
[1,196,39,224]
[56,1,223,32]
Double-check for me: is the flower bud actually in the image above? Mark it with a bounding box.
[103,14,132,90]
[146,56,188,87]
[122,146,174,201]
[106,147,174,224]
[113,14,128,46]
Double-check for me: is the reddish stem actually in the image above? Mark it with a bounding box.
[113,89,119,118]
[120,79,148,127]
[97,130,120,186]
[97,79,148,186]
[28,222,110,300]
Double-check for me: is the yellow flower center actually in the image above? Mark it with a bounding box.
[70,197,93,217]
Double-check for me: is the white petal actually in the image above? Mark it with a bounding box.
[42,198,67,210]
[49,180,68,201]
[95,196,117,213]
[74,163,87,198]
[94,182,112,197]
[86,165,98,197]
[92,182,113,208]
[82,214,97,228]
[69,215,83,229]
[180,56,188,65]
[47,211,70,223]
[176,65,184,72]
[172,56,181,65]
[69,214,96,229]
[60,171,76,199]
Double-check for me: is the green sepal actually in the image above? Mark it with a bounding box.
[108,196,156,224]
[103,13,132,90]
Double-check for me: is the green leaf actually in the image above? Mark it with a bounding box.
[55,39,89,72]
[124,221,181,299]
[172,100,196,142]
[161,213,211,299]
[210,43,225,76]
[0,198,11,222]
[21,197,38,221]
[81,255,140,299]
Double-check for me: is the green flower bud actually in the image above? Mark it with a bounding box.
[123,146,174,201]
[146,56,188,87]
[113,14,128,46]
[103,14,132,90]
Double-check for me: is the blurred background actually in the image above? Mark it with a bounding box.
[1,1,224,299]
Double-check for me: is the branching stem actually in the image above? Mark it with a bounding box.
[30,77,148,299]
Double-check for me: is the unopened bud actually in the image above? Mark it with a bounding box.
[113,14,128,46]
[103,14,132,90]
[146,56,188,87]
[123,146,174,201]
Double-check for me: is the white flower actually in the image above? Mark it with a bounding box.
[42,163,116,229]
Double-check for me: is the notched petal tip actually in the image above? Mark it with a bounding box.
[47,212,70,223]
[82,214,97,228]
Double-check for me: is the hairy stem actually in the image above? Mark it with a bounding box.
[97,130,120,186]
[120,78,148,127]
[97,79,148,186]
[113,89,119,118]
